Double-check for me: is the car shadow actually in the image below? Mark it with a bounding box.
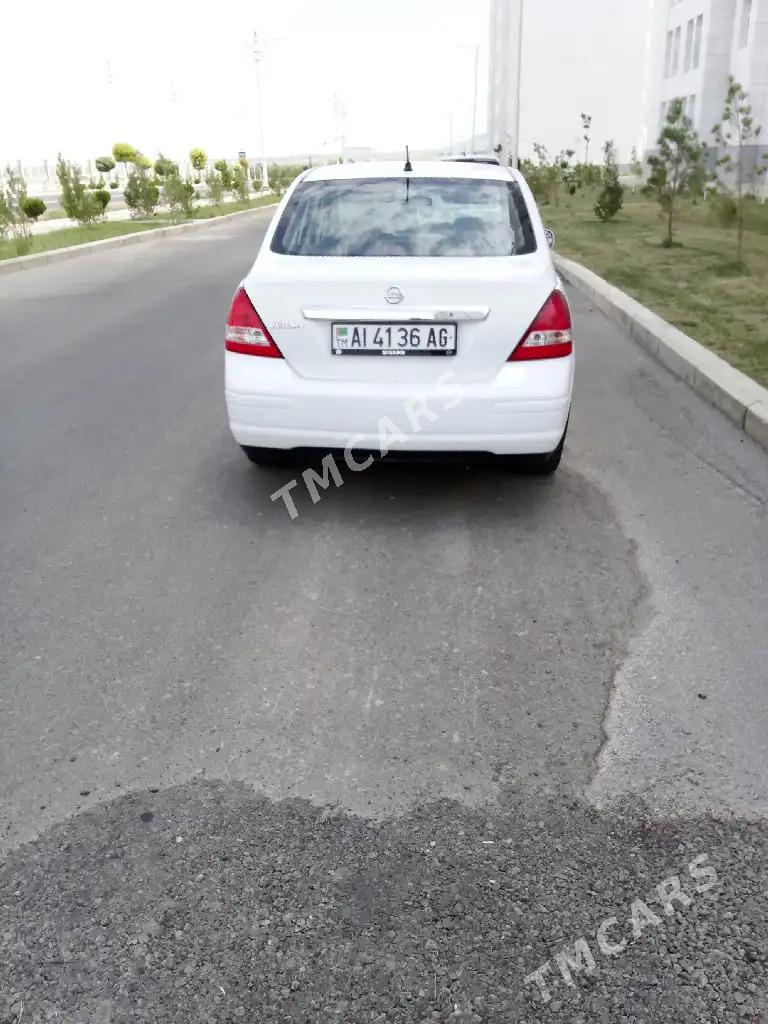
[205,441,568,535]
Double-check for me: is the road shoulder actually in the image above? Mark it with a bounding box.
[0,203,278,276]
[555,253,768,452]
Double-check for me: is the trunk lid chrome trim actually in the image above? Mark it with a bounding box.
[302,306,489,323]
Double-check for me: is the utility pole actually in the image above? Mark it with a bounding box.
[252,32,270,191]
[333,94,347,162]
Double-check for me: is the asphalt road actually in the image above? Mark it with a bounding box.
[1,211,767,1022]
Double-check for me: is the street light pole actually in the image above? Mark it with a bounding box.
[511,0,524,168]
[253,32,270,191]
[458,43,480,154]
[471,44,479,153]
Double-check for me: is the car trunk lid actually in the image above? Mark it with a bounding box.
[244,253,555,383]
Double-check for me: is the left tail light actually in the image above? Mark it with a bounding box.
[508,289,573,361]
[225,287,283,358]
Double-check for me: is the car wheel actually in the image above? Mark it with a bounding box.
[241,445,292,467]
[505,417,569,475]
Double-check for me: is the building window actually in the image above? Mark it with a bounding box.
[684,19,694,71]
[671,25,682,74]
[687,94,697,120]
[739,0,752,48]
[664,30,674,77]
[693,15,704,68]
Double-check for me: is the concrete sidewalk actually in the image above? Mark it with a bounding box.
[32,206,134,235]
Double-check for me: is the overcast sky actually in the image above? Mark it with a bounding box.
[2,0,653,168]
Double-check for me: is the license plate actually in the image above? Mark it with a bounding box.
[332,322,457,356]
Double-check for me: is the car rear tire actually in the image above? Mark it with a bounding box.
[506,417,569,475]
[241,445,292,467]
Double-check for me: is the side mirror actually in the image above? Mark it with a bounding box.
[544,228,555,249]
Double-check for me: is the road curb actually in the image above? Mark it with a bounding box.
[0,204,279,277]
[555,253,768,453]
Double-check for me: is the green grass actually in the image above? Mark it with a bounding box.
[0,195,276,264]
[0,220,161,260]
[544,191,768,387]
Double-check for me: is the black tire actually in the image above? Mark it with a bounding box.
[504,417,568,475]
[240,445,292,467]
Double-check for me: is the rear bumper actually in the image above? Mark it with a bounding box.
[225,354,573,456]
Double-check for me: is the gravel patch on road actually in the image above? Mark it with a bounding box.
[2,779,767,1023]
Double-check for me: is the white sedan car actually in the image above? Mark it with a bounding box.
[225,160,573,473]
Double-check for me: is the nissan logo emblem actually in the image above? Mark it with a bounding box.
[385,286,404,305]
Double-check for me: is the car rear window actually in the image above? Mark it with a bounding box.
[270,177,537,257]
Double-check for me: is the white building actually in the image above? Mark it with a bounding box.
[645,0,768,155]
[487,0,524,165]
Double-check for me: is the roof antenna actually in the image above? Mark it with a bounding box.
[403,145,412,173]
